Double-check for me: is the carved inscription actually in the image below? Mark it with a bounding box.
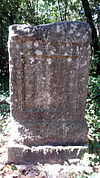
[21,53,79,112]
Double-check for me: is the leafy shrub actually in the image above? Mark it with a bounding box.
[0,88,10,145]
[86,76,100,157]
[0,91,10,117]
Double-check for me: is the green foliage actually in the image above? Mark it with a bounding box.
[0,90,10,146]
[86,76,100,157]
[90,51,100,76]
[82,152,99,167]
[0,91,9,117]
[11,165,17,171]
[0,76,9,92]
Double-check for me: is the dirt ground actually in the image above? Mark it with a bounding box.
[0,162,100,178]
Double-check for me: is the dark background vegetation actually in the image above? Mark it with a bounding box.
[0,0,100,162]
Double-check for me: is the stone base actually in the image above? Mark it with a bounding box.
[6,145,88,165]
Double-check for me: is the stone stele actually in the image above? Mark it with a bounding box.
[7,21,91,164]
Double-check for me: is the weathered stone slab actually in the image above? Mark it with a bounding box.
[7,145,88,165]
[8,21,91,163]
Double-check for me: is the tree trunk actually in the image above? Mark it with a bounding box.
[0,18,4,71]
[81,0,100,75]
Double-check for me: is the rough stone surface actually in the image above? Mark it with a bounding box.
[7,146,88,165]
[8,21,91,163]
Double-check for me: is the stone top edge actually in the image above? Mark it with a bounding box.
[9,21,90,29]
[8,144,88,150]
[9,21,91,43]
